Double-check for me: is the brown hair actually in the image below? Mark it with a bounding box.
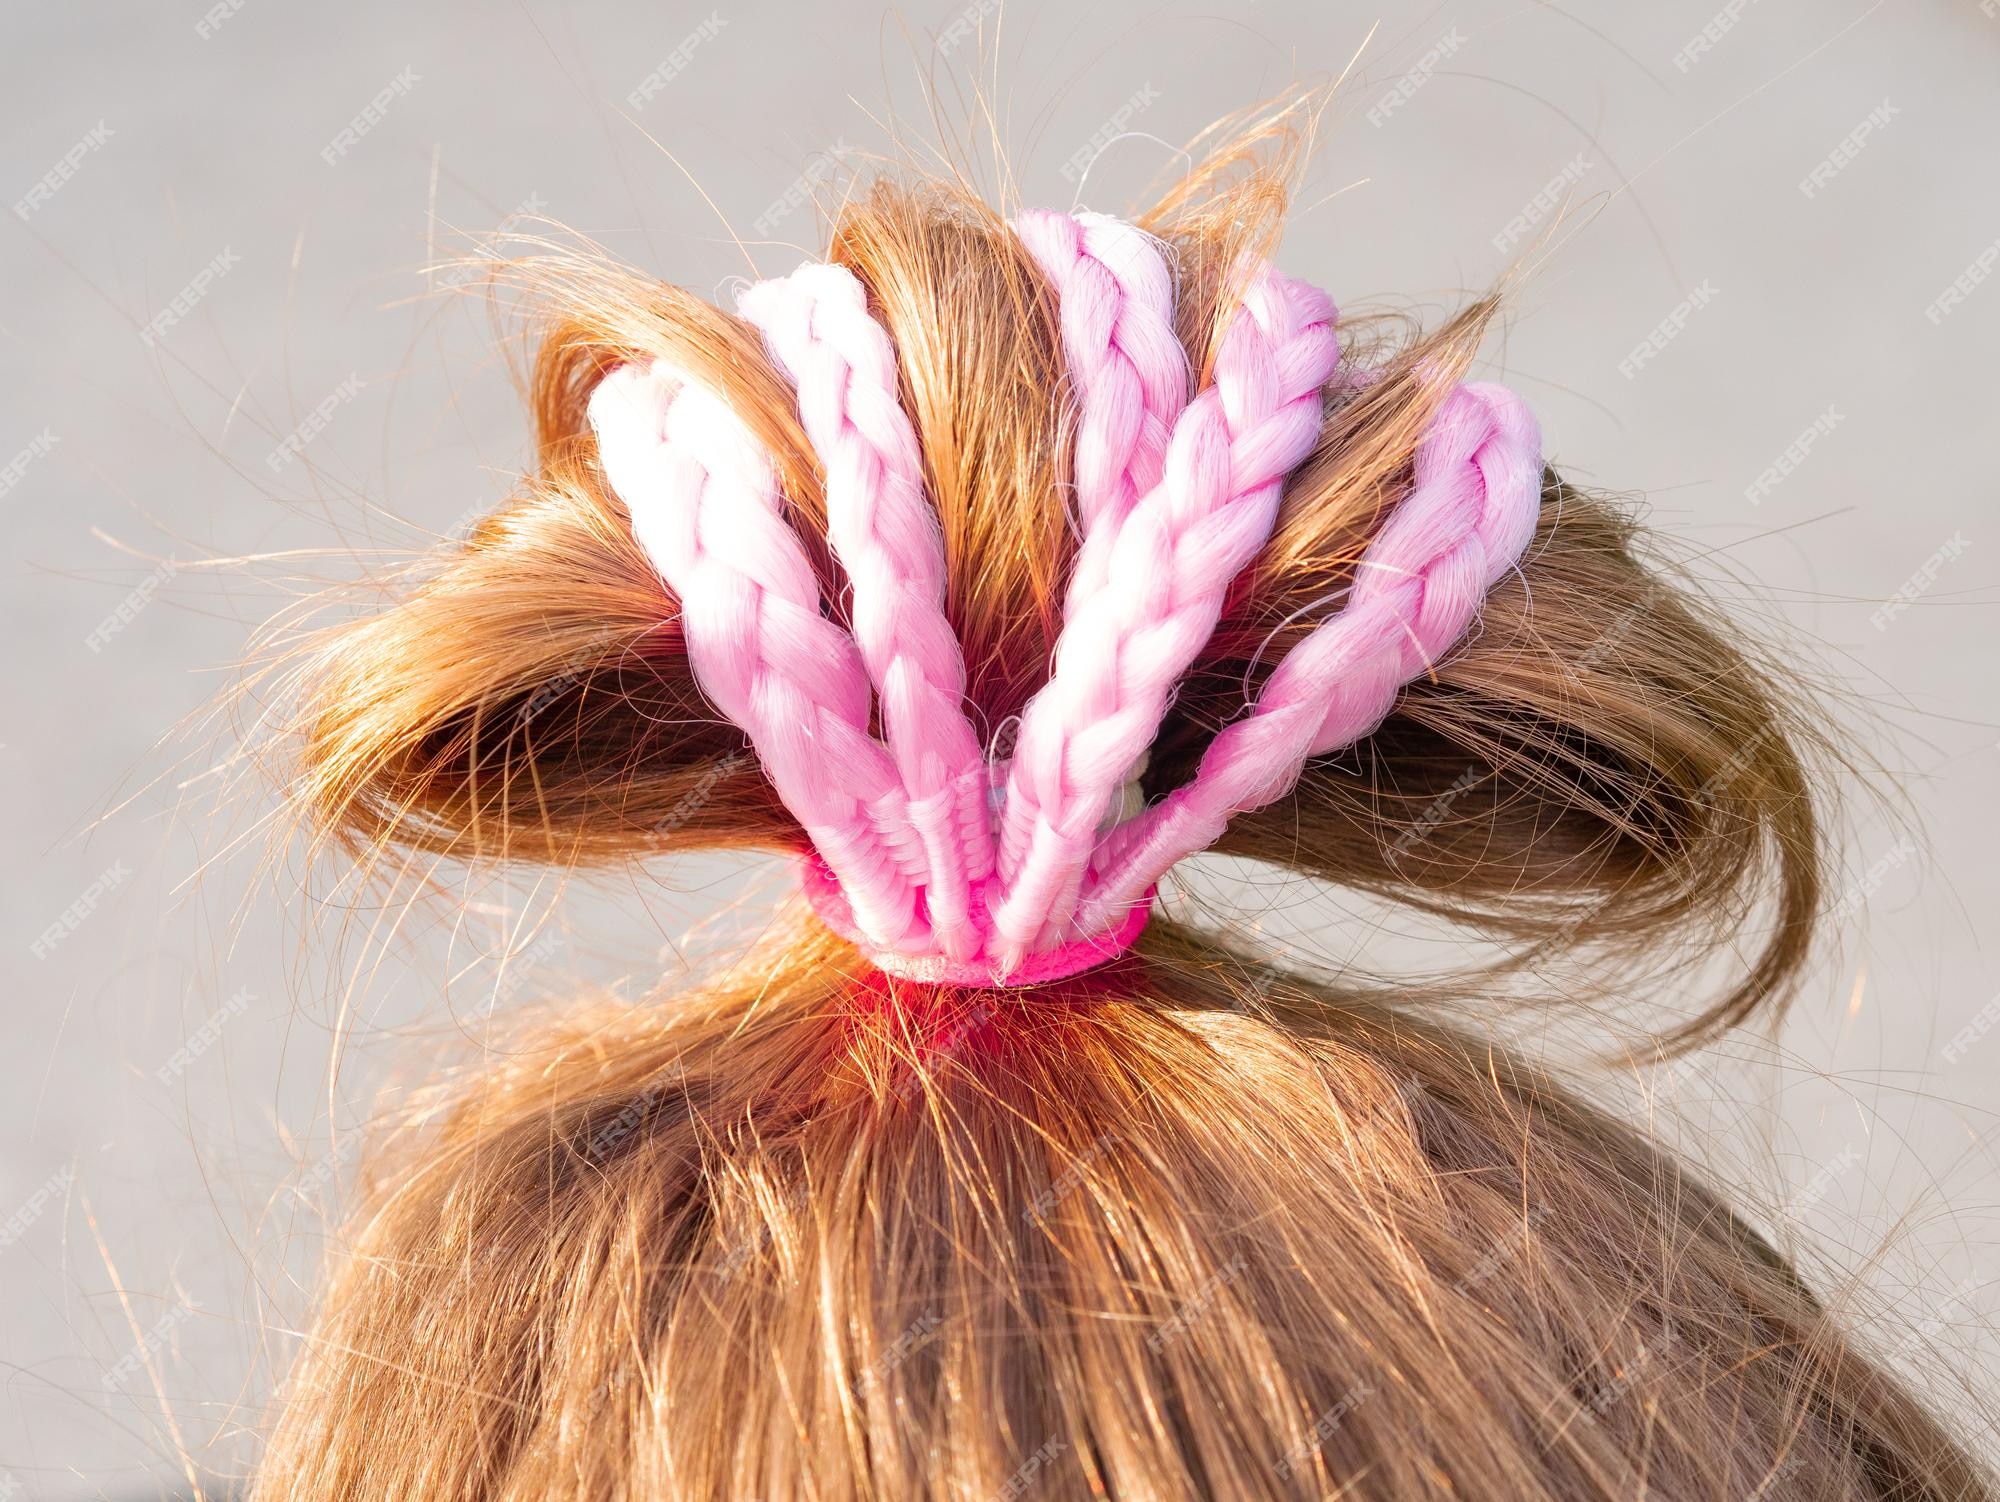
[253,110,1992,1499]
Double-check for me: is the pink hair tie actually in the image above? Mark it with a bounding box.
[585,212,1543,989]
[799,854,1152,987]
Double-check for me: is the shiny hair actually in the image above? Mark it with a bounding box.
[252,108,1992,1499]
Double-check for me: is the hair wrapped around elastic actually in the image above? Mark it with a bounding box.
[585,212,1543,985]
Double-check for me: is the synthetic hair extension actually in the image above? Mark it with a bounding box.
[252,103,1994,1501]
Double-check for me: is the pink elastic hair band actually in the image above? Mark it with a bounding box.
[799,854,1154,987]
[585,209,1544,988]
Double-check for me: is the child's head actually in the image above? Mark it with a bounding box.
[258,121,1988,1499]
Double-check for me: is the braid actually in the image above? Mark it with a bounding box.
[990,259,1341,962]
[587,219,1538,985]
[739,263,993,961]
[1081,380,1544,933]
[587,362,924,948]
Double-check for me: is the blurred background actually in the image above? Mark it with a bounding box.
[3,0,1997,1494]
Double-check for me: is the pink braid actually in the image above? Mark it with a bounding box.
[584,209,1541,989]
[1075,381,1544,936]
[1011,208,1188,604]
[989,259,1341,964]
[587,360,922,949]
[736,263,993,961]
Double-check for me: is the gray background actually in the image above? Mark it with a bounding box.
[3,0,1997,1495]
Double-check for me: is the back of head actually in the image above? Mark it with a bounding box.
[256,116,1992,1500]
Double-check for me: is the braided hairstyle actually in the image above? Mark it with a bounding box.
[255,112,1993,1501]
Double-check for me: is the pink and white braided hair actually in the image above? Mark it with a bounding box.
[586,209,1544,987]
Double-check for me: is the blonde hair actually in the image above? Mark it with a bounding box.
[254,111,1992,1499]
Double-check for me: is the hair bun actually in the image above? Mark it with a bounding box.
[584,211,1540,987]
[289,171,1822,1046]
